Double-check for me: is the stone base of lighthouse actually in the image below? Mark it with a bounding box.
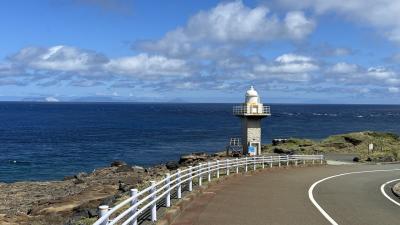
[241,117,262,155]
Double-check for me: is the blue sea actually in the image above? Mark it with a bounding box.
[1,102,400,183]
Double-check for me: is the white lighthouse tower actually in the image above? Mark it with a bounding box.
[233,86,271,155]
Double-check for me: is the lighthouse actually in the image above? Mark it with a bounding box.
[233,86,271,155]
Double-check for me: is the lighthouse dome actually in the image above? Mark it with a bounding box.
[245,86,260,104]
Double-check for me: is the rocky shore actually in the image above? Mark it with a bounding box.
[2,131,399,225]
[0,152,222,225]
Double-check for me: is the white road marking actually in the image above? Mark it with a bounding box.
[308,169,400,225]
[380,178,400,207]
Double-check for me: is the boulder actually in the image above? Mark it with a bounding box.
[179,152,209,165]
[166,161,179,170]
[392,182,400,197]
[111,161,127,167]
[132,165,144,171]
[119,176,143,186]
[115,165,134,173]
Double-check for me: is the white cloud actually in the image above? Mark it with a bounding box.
[105,53,190,77]
[388,87,400,93]
[45,96,59,102]
[275,53,313,63]
[278,0,400,42]
[252,53,318,82]
[137,1,314,57]
[329,62,358,74]
[10,45,108,73]
[284,11,316,40]
[367,67,396,80]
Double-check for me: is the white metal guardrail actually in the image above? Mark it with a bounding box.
[93,154,324,225]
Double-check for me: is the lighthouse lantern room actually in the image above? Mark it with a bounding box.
[233,86,271,155]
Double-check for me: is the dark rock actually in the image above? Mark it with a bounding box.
[119,176,143,185]
[63,175,75,181]
[87,208,98,218]
[73,172,88,184]
[116,165,134,173]
[166,161,179,170]
[118,182,130,192]
[353,157,360,162]
[73,178,85,184]
[111,160,127,167]
[99,195,116,206]
[273,148,294,155]
[344,136,363,146]
[272,139,288,146]
[179,152,208,165]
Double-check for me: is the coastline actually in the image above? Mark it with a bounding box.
[2,130,400,225]
[0,152,224,225]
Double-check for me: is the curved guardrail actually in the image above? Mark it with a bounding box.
[93,154,324,225]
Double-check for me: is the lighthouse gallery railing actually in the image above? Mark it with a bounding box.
[233,105,271,116]
[93,154,324,225]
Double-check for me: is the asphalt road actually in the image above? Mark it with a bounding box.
[171,164,400,225]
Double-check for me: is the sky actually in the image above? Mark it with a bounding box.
[1,0,400,103]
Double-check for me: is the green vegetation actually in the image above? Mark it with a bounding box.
[262,131,400,162]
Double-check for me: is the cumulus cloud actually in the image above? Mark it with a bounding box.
[9,45,108,73]
[277,0,400,42]
[326,62,400,89]
[3,46,190,79]
[253,54,318,82]
[329,62,358,74]
[136,1,314,57]
[105,54,190,77]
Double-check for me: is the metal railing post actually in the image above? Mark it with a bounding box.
[130,189,138,225]
[199,163,203,186]
[99,205,109,225]
[278,156,281,167]
[216,160,220,178]
[177,169,182,199]
[207,162,211,182]
[150,181,157,222]
[236,158,239,173]
[189,166,193,192]
[286,155,289,166]
[165,173,171,207]
[253,156,256,171]
[295,158,298,166]
[312,159,315,164]
[245,157,248,172]
[262,156,265,169]
[270,156,273,168]
[303,159,306,165]
[320,155,323,164]
[226,159,230,175]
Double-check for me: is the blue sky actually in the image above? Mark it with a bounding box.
[1,0,400,103]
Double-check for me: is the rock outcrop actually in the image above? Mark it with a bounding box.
[0,163,168,225]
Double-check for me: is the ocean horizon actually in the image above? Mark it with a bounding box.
[1,102,400,183]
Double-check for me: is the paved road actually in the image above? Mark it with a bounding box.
[171,164,400,225]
